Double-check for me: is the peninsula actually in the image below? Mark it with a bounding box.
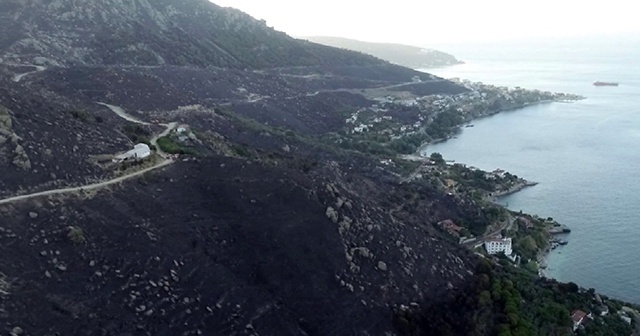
[304,36,464,68]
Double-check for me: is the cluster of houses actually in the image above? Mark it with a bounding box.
[571,302,636,331]
[341,78,567,141]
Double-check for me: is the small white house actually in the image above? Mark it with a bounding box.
[484,238,513,255]
[114,143,151,162]
[176,124,190,134]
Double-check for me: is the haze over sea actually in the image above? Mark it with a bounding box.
[421,35,640,304]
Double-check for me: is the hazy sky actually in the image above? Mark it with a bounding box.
[211,0,639,46]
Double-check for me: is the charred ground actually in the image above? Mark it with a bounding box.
[0,155,481,336]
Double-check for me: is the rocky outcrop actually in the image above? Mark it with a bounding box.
[0,105,30,170]
[0,0,385,69]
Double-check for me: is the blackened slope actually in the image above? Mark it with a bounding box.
[0,81,132,198]
[0,158,475,335]
[0,0,385,69]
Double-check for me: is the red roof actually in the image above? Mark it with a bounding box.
[571,310,587,323]
[439,220,461,232]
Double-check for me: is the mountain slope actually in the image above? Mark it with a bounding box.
[0,0,384,68]
[0,156,478,336]
[0,1,628,335]
[305,36,463,68]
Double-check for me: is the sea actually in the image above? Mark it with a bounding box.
[419,34,640,304]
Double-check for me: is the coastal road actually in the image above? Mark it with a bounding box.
[222,78,452,105]
[0,159,173,206]
[462,213,514,248]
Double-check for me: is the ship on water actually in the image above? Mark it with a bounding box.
[593,81,619,86]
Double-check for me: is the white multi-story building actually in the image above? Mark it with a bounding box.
[484,238,513,255]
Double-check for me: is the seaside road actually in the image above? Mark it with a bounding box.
[462,213,514,248]
[0,159,174,206]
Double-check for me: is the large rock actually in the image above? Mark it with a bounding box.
[0,107,12,130]
[12,144,31,170]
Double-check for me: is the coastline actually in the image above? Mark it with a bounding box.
[409,92,585,282]
[417,97,583,153]
[490,180,538,201]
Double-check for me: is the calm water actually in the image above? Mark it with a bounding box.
[420,36,640,303]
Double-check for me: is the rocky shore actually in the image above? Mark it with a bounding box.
[489,180,539,200]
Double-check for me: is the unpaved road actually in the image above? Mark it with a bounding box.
[96,102,152,125]
[0,159,173,206]
[152,122,177,157]
[0,104,178,206]
[11,65,46,82]
[97,102,177,157]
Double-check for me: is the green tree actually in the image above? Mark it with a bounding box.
[430,152,445,164]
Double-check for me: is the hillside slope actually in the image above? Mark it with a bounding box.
[305,36,463,68]
[0,157,478,336]
[0,0,384,68]
[0,1,629,335]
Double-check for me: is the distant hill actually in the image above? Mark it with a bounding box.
[304,36,463,69]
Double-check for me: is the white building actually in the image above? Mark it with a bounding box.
[114,143,151,162]
[176,124,190,133]
[484,238,513,255]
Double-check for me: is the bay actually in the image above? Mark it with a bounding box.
[420,35,640,303]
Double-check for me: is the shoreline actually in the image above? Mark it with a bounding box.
[408,93,581,282]
[490,180,539,201]
[417,97,583,153]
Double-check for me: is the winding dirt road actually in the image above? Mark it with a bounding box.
[0,159,173,206]
[0,103,178,206]
[96,102,152,125]
[10,65,46,82]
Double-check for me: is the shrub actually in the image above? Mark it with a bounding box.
[67,226,86,244]
[157,136,198,155]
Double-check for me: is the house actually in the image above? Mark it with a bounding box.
[517,216,534,229]
[438,219,462,237]
[492,169,506,178]
[114,143,151,162]
[619,314,632,325]
[444,179,457,189]
[484,238,512,255]
[176,124,190,134]
[571,310,588,331]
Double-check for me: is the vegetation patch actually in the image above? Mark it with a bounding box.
[67,226,86,244]
[156,136,198,155]
[122,123,152,145]
[67,109,96,123]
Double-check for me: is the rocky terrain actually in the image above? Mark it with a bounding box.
[0,155,486,336]
[0,0,633,335]
[0,0,387,69]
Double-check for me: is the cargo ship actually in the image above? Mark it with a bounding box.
[593,81,619,86]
